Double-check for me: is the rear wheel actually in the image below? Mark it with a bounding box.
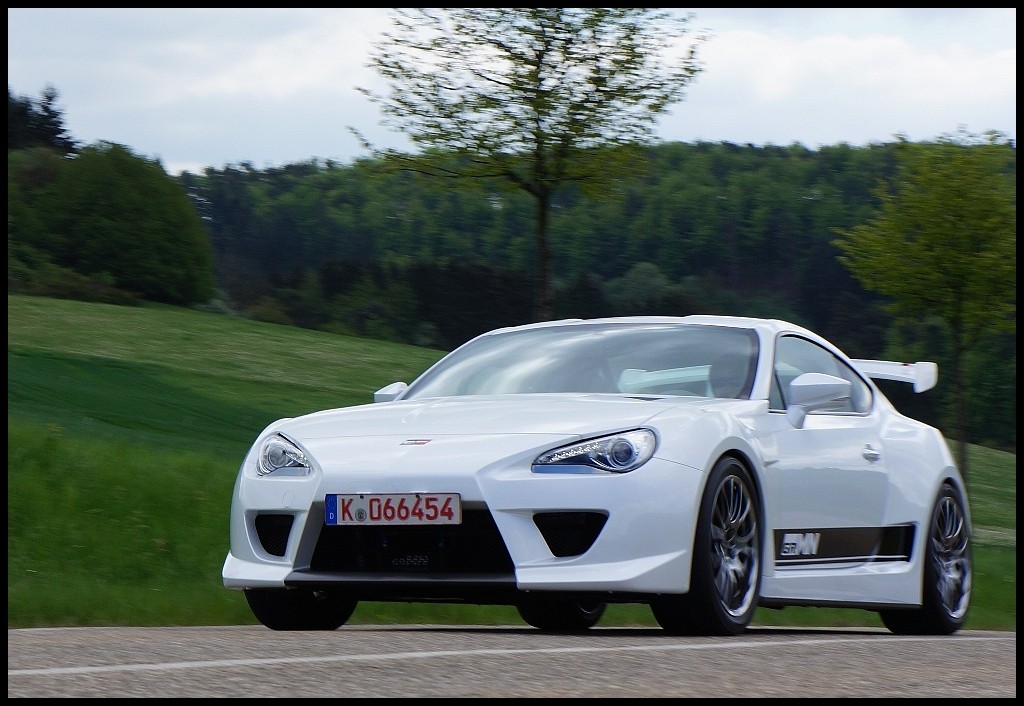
[652,456,762,635]
[244,588,357,631]
[880,483,972,635]
[516,597,606,632]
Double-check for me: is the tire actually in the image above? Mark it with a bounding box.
[652,456,762,635]
[880,483,972,635]
[516,597,607,632]
[244,588,357,631]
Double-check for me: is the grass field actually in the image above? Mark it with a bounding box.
[7,294,1016,630]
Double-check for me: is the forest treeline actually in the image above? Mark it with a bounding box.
[7,86,1016,450]
[179,142,896,355]
[186,142,905,350]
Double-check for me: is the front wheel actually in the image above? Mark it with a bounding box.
[652,456,762,635]
[244,588,357,631]
[516,597,606,632]
[880,483,972,635]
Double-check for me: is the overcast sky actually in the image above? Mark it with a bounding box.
[7,8,1017,176]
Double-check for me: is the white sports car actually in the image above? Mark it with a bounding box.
[223,315,972,635]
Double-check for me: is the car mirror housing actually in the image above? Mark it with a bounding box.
[785,372,852,428]
[374,381,408,402]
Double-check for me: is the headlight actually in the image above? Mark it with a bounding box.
[257,434,311,476]
[533,429,656,474]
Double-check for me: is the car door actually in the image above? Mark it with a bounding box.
[760,334,890,571]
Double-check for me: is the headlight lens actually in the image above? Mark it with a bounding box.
[257,434,311,476]
[533,429,656,474]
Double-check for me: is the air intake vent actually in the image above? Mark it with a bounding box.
[254,514,294,557]
[533,511,608,557]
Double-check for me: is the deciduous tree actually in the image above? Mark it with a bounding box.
[36,142,217,305]
[354,8,707,320]
[833,129,1016,476]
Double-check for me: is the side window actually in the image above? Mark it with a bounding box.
[769,335,872,414]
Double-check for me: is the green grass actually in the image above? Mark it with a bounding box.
[7,294,1016,630]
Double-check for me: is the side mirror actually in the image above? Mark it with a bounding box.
[374,381,408,403]
[785,373,852,428]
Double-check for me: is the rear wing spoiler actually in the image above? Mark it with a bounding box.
[851,359,938,393]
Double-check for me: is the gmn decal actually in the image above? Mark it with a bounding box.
[779,532,821,557]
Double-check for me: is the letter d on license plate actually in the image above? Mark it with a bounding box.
[325,493,462,525]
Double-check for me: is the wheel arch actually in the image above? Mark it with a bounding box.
[940,472,971,520]
[651,447,767,635]
[715,448,765,509]
[700,448,769,571]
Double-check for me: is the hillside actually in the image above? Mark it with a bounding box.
[7,294,1016,629]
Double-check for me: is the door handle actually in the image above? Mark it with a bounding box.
[862,444,881,462]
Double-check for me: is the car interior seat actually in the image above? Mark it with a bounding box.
[708,352,753,399]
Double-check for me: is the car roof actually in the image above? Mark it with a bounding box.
[486,315,819,341]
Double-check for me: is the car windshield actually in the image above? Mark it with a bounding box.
[403,322,759,400]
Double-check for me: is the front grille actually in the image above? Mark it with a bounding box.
[254,514,294,557]
[309,508,514,575]
[533,511,608,557]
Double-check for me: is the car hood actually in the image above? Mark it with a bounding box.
[280,393,696,439]
[269,394,722,474]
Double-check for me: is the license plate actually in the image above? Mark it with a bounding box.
[325,493,462,526]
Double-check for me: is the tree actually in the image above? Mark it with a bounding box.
[354,8,707,321]
[8,84,78,155]
[833,129,1016,477]
[34,142,216,305]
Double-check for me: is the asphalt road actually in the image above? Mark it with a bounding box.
[7,625,1016,698]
